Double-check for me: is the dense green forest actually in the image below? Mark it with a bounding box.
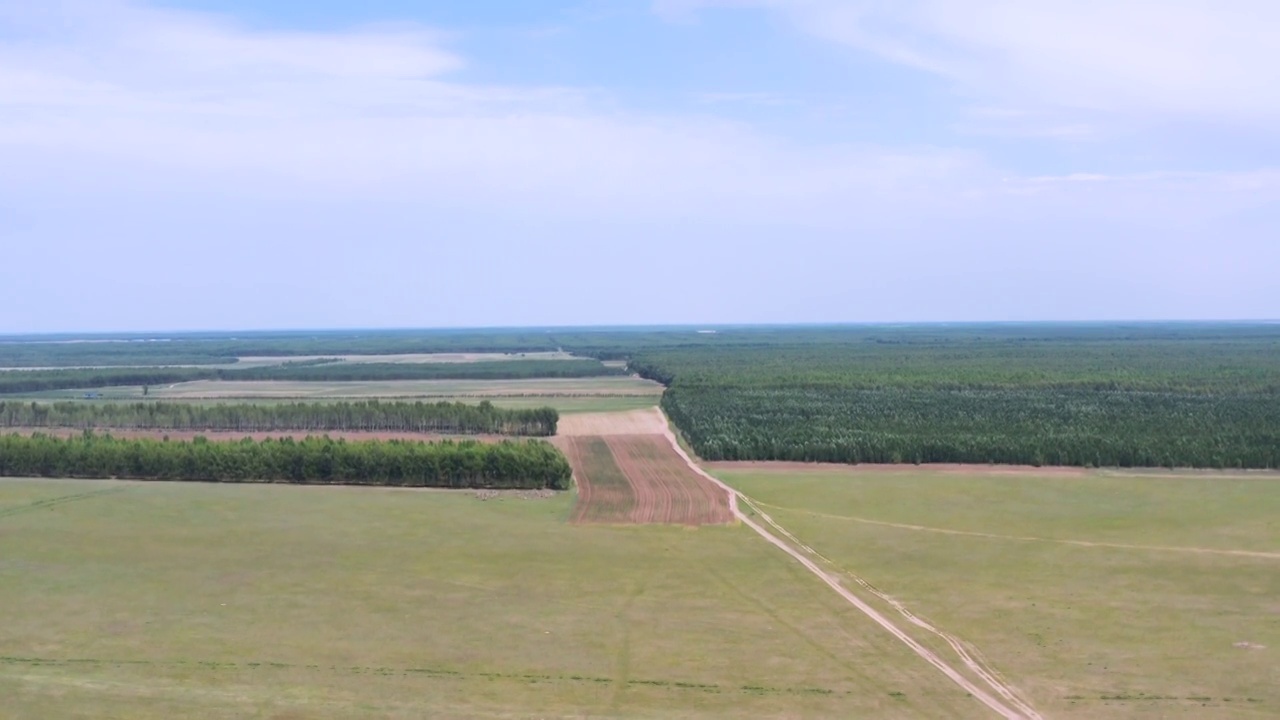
[631,329,1280,469]
[0,433,571,489]
[0,359,622,394]
[0,400,558,436]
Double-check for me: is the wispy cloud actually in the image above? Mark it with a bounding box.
[658,0,1280,128]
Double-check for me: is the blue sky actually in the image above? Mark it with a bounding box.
[1,1,1277,332]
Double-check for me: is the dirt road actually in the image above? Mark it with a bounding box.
[652,412,1044,720]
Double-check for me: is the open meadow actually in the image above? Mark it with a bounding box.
[713,464,1280,718]
[1,478,983,719]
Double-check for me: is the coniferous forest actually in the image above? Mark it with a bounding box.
[624,326,1280,469]
[0,433,571,489]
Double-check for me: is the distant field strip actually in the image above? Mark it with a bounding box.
[150,378,664,399]
[753,501,1280,560]
[565,432,732,526]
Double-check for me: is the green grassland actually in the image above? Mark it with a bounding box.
[0,479,982,719]
[717,466,1280,718]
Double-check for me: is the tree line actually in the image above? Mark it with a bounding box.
[0,400,559,436]
[0,360,623,395]
[0,433,571,489]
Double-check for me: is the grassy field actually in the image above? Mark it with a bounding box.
[715,466,1280,718]
[1,478,984,719]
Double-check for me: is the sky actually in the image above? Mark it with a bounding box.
[1,0,1277,332]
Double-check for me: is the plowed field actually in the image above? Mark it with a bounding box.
[566,433,732,526]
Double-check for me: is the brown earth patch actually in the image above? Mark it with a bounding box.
[0,428,507,443]
[556,407,667,437]
[564,432,732,526]
[606,435,733,525]
[564,436,636,524]
[707,461,1090,477]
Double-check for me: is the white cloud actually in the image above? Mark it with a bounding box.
[0,0,1004,225]
[0,0,1275,232]
[658,0,1280,126]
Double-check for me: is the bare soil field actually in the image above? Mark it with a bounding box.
[556,407,669,436]
[606,434,733,525]
[564,436,635,523]
[0,428,506,443]
[562,417,732,525]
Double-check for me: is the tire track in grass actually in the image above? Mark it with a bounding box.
[0,654,843,698]
[608,570,652,713]
[700,561,866,680]
[0,485,132,520]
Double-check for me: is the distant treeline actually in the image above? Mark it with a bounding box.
[6,322,1280,367]
[0,360,622,395]
[0,400,558,436]
[0,433,571,489]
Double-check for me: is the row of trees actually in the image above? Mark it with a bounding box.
[0,360,622,394]
[0,433,571,489]
[0,400,559,436]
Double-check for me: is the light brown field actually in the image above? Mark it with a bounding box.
[235,351,579,366]
[148,377,664,400]
[557,407,669,436]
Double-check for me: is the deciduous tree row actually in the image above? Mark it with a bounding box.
[0,400,559,436]
[0,433,572,489]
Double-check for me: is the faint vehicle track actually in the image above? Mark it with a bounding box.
[0,485,132,520]
[752,501,1280,560]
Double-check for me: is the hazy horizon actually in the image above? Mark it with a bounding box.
[2,1,1277,333]
[3,318,1279,340]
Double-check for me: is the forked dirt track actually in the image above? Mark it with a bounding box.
[646,412,1044,720]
